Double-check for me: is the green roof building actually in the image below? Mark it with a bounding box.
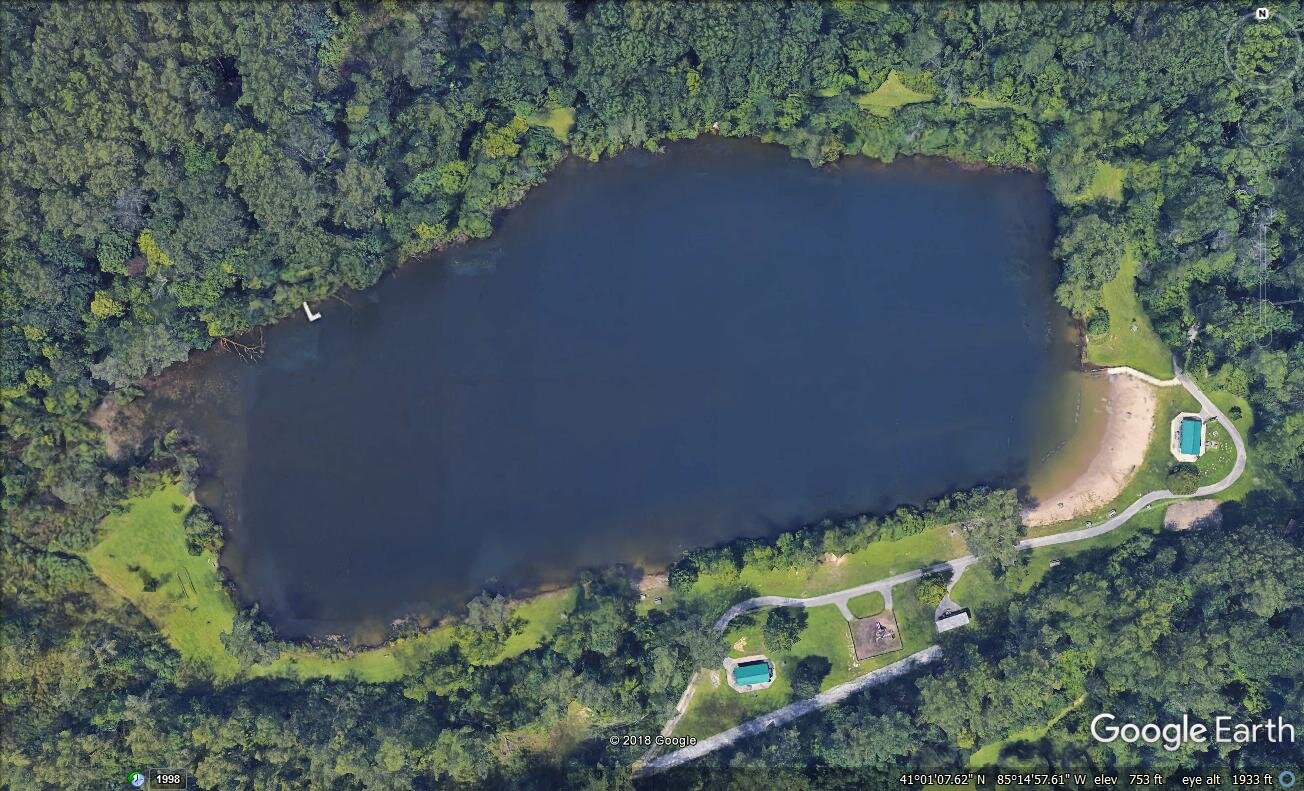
[733,660,772,686]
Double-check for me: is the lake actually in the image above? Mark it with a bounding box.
[143,140,1097,639]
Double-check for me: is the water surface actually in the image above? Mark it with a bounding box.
[147,141,1088,638]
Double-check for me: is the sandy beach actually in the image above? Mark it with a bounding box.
[1023,373,1157,527]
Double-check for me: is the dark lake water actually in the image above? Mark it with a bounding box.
[145,140,1086,639]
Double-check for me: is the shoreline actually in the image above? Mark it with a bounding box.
[1022,370,1157,527]
[86,138,1093,656]
[88,359,1174,669]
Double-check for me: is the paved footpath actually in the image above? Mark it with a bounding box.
[637,365,1246,776]
[712,556,979,630]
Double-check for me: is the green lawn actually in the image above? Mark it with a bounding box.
[688,523,968,606]
[85,486,241,679]
[1196,417,1238,487]
[676,581,937,740]
[1084,245,1175,379]
[968,695,1085,768]
[847,591,885,618]
[526,106,575,142]
[1203,389,1272,504]
[891,582,936,657]
[1069,160,1125,203]
[857,71,934,116]
[677,603,848,738]
[87,484,575,683]
[254,587,578,682]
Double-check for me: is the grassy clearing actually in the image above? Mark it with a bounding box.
[257,629,454,682]
[677,604,846,739]
[1069,161,1125,203]
[494,701,593,764]
[85,486,241,679]
[968,695,1086,768]
[1084,245,1174,379]
[891,583,936,658]
[1203,389,1273,504]
[501,587,577,658]
[857,71,934,116]
[87,485,575,682]
[688,523,968,608]
[635,576,673,616]
[254,587,577,682]
[847,591,885,618]
[677,581,937,740]
[1201,387,1290,509]
[527,106,575,142]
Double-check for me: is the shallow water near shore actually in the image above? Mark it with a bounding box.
[141,140,1098,639]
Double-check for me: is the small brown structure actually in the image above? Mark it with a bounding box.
[851,611,902,660]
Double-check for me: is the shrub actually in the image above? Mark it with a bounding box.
[667,557,699,591]
[762,607,807,652]
[183,507,224,556]
[1167,462,1200,495]
[790,655,832,700]
[915,572,950,608]
[1086,308,1111,338]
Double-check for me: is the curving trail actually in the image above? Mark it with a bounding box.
[1021,369,1245,550]
[636,365,1246,776]
[712,557,979,631]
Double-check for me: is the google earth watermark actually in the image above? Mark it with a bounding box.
[1090,713,1296,753]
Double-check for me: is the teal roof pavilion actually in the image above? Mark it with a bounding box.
[733,660,771,686]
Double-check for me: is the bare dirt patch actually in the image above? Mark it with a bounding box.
[851,611,902,660]
[1163,499,1221,531]
[1024,374,1156,526]
[636,571,668,592]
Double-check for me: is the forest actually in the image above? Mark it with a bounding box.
[2,1,1301,788]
